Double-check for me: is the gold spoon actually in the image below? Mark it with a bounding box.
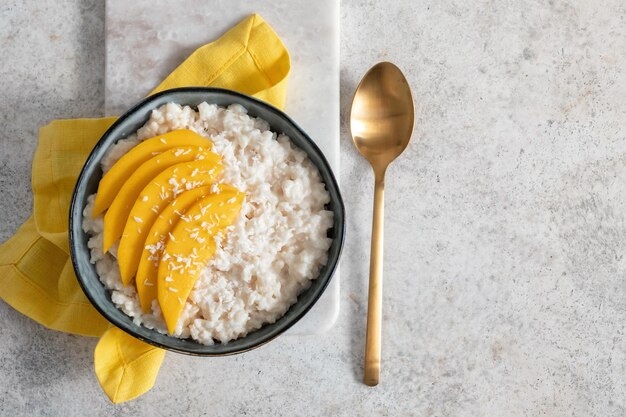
[349,62,415,386]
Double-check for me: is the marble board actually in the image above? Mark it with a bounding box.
[104,0,340,335]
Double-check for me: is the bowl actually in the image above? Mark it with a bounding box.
[69,87,345,355]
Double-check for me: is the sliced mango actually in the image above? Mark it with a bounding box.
[103,147,221,253]
[158,189,245,334]
[92,129,211,217]
[112,151,223,278]
[135,185,238,313]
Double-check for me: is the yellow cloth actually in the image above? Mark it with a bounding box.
[0,14,289,403]
[94,327,166,403]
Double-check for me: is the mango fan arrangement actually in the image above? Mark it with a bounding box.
[92,129,244,334]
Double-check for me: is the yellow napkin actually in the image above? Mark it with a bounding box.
[0,14,289,403]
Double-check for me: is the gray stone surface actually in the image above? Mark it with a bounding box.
[1,0,626,416]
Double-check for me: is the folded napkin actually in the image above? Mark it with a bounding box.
[0,14,290,403]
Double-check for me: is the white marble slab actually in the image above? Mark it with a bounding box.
[104,0,340,335]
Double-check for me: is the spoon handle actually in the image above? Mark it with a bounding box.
[364,170,385,386]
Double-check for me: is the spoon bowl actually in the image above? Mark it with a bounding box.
[350,63,414,172]
[349,62,414,386]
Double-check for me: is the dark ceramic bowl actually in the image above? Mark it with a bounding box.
[69,87,345,355]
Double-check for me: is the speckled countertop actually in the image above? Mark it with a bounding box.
[1,1,626,416]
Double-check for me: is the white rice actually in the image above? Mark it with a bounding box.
[82,102,333,345]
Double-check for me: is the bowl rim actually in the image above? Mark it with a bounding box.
[68,87,345,356]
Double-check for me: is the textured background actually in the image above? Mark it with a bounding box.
[2,0,626,416]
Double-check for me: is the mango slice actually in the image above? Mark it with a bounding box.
[158,189,245,334]
[135,185,238,313]
[103,147,220,253]
[92,129,211,217]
